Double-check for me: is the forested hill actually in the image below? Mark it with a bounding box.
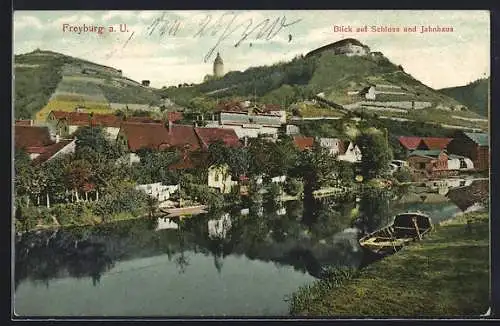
[14,49,162,120]
[160,45,462,109]
[438,78,489,117]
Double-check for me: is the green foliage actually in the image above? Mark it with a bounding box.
[287,266,358,314]
[439,77,489,117]
[356,128,392,179]
[284,178,304,196]
[393,167,412,183]
[131,149,181,185]
[14,58,64,119]
[289,212,490,316]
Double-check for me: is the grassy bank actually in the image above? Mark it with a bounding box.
[288,211,490,317]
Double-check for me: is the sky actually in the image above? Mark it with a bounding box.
[13,10,490,89]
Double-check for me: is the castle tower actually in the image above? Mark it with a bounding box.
[213,52,224,78]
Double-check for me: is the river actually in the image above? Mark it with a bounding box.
[13,180,488,317]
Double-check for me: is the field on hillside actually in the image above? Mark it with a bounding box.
[35,100,115,122]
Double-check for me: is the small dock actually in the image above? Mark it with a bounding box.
[159,205,208,218]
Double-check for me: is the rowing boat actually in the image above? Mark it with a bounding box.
[359,212,433,258]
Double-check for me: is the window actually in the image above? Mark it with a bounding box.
[459,159,467,169]
[214,173,220,182]
[419,163,426,169]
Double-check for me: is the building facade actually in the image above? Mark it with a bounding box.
[446,132,489,171]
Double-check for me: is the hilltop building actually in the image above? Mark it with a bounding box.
[213,52,224,78]
[305,38,371,58]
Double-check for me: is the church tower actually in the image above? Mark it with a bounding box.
[213,52,224,78]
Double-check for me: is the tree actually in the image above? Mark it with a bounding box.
[14,150,34,206]
[355,128,392,180]
[74,126,109,154]
[64,159,93,202]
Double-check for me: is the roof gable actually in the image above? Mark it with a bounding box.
[15,126,53,149]
[293,136,315,151]
[418,137,452,150]
[463,132,488,146]
[398,136,422,150]
[194,127,241,150]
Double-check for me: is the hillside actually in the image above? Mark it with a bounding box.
[14,49,162,121]
[160,40,487,130]
[439,78,489,117]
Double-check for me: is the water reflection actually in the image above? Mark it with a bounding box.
[14,180,489,315]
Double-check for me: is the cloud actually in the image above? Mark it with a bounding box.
[14,15,44,30]
[49,14,96,28]
[102,11,136,22]
[13,10,491,89]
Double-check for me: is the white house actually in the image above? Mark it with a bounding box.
[318,137,344,156]
[447,155,474,171]
[364,86,376,100]
[285,124,301,135]
[135,183,179,201]
[338,142,362,163]
[208,164,237,194]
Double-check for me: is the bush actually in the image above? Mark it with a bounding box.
[284,178,304,196]
[393,167,413,183]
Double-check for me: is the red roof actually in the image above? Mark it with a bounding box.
[32,140,74,165]
[15,126,53,149]
[194,127,241,150]
[418,137,452,150]
[398,136,422,150]
[167,111,183,122]
[124,116,162,124]
[15,120,33,126]
[120,122,201,152]
[293,136,315,151]
[51,111,123,127]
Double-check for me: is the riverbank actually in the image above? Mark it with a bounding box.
[288,211,490,317]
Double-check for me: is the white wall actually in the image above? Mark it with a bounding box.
[47,140,76,162]
[338,142,362,163]
[208,165,236,193]
[103,127,120,141]
[204,123,279,139]
[136,183,179,201]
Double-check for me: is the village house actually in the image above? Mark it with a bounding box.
[407,149,449,179]
[398,136,452,157]
[205,101,285,140]
[313,137,362,163]
[317,137,344,156]
[14,125,76,164]
[338,141,362,163]
[47,110,182,141]
[446,131,489,171]
[116,121,241,192]
[135,183,179,202]
[47,110,122,140]
[416,137,452,151]
[207,164,237,194]
[293,136,315,151]
[285,124,301,135]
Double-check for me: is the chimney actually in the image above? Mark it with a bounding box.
[30,120,34,126]
[168,120,173,133]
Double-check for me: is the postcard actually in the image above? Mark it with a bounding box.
[12,10,491,318]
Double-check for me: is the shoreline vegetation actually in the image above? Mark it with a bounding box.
[287,211,490,317]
